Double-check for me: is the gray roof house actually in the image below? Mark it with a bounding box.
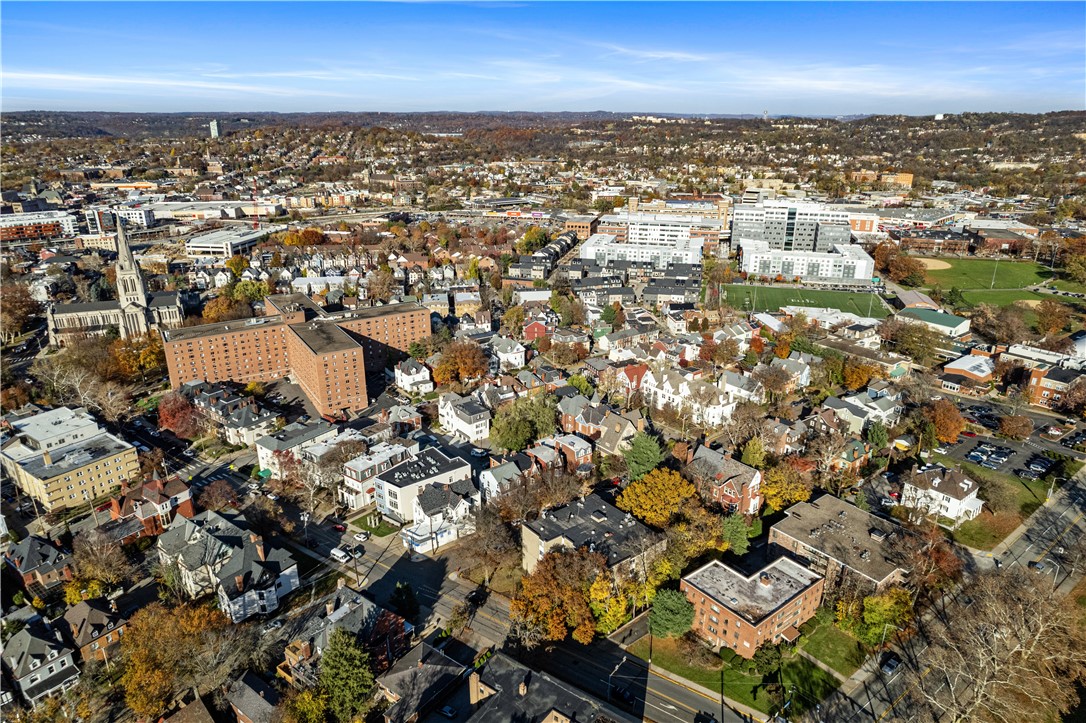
[3,619,79,709]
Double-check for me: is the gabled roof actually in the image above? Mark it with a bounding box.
[689,446,759,492]
[6,536,67,575]
[226,672,280,723]
[63,599,126,649]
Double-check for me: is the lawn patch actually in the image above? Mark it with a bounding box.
[951,510,1020,550]
[923,258,1051,290]
[349,514,398,537]
[800,621,866,677]
[781,656,843,713]
[627,637,771,712]
[722,285,888,318]
[959,289,1048,307]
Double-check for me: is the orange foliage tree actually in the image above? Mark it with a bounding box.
[509,548,606,647]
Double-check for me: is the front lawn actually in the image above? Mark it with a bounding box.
[349,515,398,537]
[800,620,866,677]
[952,510,1021,549]
[923,258,1051,290]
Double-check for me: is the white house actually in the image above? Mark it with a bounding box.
[719,370,765,404]
[255,422,337,479]
[491,336,527,371]
[641,369,736,428]
[400,478,480,553]
[340,440,417,511]
[902,465,984,525]
[394,359,434,395]
[373,448,472,524]
[438,393,492,443]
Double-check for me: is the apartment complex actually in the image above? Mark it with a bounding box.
[732,200,876,251]
[681,558,824,658]
[594,211,724,263]
[161,294,429,419]
[83,206,155,235]
[737,239,876,283]
[0,211,78,242]
[0,407,139,513]
[627,196,730,222]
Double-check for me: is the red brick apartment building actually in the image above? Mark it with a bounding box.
[681,558,824,658]
[162,294,428,419]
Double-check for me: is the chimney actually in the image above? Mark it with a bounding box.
[326,600,336,616]
[250,534,265,561]
[337,576,347,590]
[518,679,528,697]
[759,573,772,587]
[42,450,52,465]
[636,416,645,432]
[468,671,483,705]
[235,574,244,593]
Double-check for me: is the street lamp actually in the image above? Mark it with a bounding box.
[607,656,626,701]
[879,622,901,650]
[1049,557,1062,593]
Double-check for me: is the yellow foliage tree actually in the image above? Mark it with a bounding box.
[761,463,812,511]
[616,468,695,528]
[588,575,630,634]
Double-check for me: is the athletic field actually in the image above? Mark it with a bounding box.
[721,285,889,318]
[923,258,1051,290]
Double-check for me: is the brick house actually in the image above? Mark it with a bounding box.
[62,599,127,663]
[685,446,763,516]
[106,475,195,544]
[681,558,824,658]
[5,536,75,591]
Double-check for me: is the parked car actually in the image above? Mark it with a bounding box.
[353,531,371,542]
[331,523,347,533]
[438,707,458,720]
[470,448,488,458]
[261,619,284,635]
[880,497,895,507]
[880,653,902,676]
[1028,560,1047,573]
[962,431,977,438]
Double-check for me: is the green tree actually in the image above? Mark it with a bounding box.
[319,628,375,723]
[720,514,751,556]
[408,341,428,360]
[600,304,617,326]
[649,589,695,638]
[626,432,663,481]
[866,421,889,451]
[389,582,419,622]
[740,437,766,469]
[489,395,557,452]
[568,374,594,397]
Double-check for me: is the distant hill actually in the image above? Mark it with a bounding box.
[3,109,818,139]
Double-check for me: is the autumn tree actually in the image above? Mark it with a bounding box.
[922,399,965,445]
[999,414,1033,440]
[457,504,518,585]
[0,282,42,343]
[224,254,249,278]
[197,479,238,511]
[842,360,875,391]
[625,432,663,481]
[502,305,526,333]
[761,462,812,511]
[740,437,766,469]
[366,268,397,303]
[157,391,201,439]
[1036,298,1071,337]
[202,295,252,323]
[432,340,487,386]
[909,568,1086,723]
[617,468,696,528]
[509,548,606,647]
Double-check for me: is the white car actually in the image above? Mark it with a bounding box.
[265,493,278,501]
[248,482,260,491]
[353,531,371,542]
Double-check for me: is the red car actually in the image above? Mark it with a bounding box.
[962,431,978,438]
[331,524,346,532]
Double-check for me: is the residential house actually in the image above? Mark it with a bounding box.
[225,672,280,723]
[685,446,763,515]
[340,439,418,511]
[255,421,337,479]
[720,370,765,405]
[373,448,472,524]
[479,454,535,501]
[833,438,873,475]
[763,418,809,456]
[521,320,550,342]
[438,393,492,443]
[682,558,823,658]
[62,599,126,663]
[769,494,906,593]
[401,477,480,553]
[552,328,590,347]
[3,618,80,709]
[394,359,434,395]
[5,536,74,591]
[491,337,527,371]
[596,409,645,456]
[641,369,736,428]
[104,475,195,544]
[769,356,812,392]
[902,464,983,525]
[156,510,300,623]
[521,491,665,579]
[278,585,409,688]
[379,405,424,435]
[377,644,467,723]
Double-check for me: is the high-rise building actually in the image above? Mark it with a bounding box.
[209,120,221,138]
[732,200,856,252]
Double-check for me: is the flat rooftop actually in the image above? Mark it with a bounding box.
[325,301,426,321]
[289,321,361,355]
[265,293,328,319]
[524,491,652,569]
[684,558,821,624]
[771,494,903,585]
[378,447,469,488]
[162,315,287,342]
[20,433,133,480]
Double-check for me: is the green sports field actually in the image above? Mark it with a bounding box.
[923,258,1051,290]
[722,285,889,318]
[959,289,1048,307]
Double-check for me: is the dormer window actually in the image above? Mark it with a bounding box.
[48,650,58,660]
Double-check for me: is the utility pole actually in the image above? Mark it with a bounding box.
[607,656,626,701]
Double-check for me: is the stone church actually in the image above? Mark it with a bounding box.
[47,218,184,346]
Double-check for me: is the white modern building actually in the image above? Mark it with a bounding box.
[438,393,492,443]
[579,228,703,269]
[340,440,417,511]
[737,239,875,283]
[902,465,984,525]
[373,447,472,524]
[732,200,858,252]
[83,206,155,235]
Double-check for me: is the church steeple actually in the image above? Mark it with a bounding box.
[115,216,147,313]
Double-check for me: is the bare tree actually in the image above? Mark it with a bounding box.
[73,529,134,586]
[909,568,1086,723]
[458,503,519,585]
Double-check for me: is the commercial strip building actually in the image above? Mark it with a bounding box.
[184,227,272,257]
[681,558,824,658]
[0,407,139,513]
[161,294,429,419]
[736,239,876,284]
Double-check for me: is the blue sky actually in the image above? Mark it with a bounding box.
[3,2,1083,115]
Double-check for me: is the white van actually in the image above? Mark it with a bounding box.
[330,547,350,564]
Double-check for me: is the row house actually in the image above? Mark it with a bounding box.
[641,369,736,429]
[340,439,417,511]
